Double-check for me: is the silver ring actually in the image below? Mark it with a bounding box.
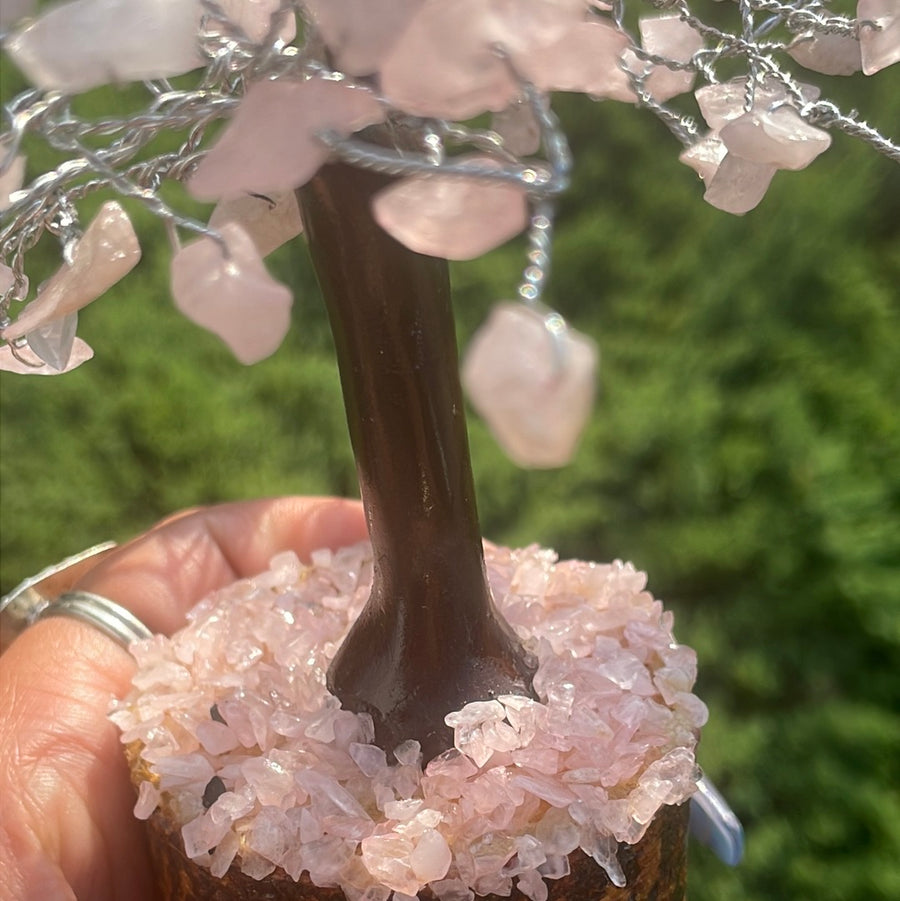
[36,591,153,648]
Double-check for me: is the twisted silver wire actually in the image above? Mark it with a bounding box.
[1,0,899,336]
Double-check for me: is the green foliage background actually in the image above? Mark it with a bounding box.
[2,62,899,900]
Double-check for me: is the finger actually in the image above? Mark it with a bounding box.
[0,619,153,901]
[76,495,367,636]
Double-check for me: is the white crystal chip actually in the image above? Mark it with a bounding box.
[462,302,598,468]
[115,539,704,897]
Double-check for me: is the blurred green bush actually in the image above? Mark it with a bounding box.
[2,64,899,901]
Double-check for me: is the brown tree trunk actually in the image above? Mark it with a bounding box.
[297,162,536,762]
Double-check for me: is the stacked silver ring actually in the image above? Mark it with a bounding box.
[0,542,151,652]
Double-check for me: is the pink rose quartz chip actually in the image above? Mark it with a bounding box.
[209,191,303,258]
[170,222,292,364]
[0,264,15,297]
[379,0,585,119]
[720,106,832,170]
[858,0,900,74]
[701,154,777,215]
[2,201,141,341]
[0,336,93,374]
[517,20,635,101]
[304,0,424,75]
[0,152,25,212]
[462,302,598,468]
[493,102,542,156]
[633,15,703,102]
[6,0,205,93]
[115,540,703,896]
[0,0,35,29]
[679,132,728,185]
[695,77,821,131]
[188,79,384,201]
[787,32,862,76]
[214,0,296,43]
[372,163,528,261]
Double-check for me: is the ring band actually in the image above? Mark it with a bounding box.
[1,542,153,653]
[36,591,153,647]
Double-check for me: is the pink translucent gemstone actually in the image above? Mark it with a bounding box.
[0,152,25,211]
[517,20,635,102]
[0,264,15,296]
[6,0,205,93]
[209,190,303,258]
[372,161,528,261]
[0,336,93,375]
[637,15,703,102]
[2,201,141,341]
[0,0,34,29]
[702,154,777,215]
[188,79,384,201]
[215,0,296,43]
[170,222,293,364]
[378,0,518,119]
[720,106,832,170]
[461,303,598,468]
[492,102,542,156]
[858,0,900,74]
[304,0,424,75]
[410,829,452,883]
[379,0,584,119]
[679,132,727,184]
[787,32,862,76]
[695,77,821,130]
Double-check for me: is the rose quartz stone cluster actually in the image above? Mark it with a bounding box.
[111,541,705,899]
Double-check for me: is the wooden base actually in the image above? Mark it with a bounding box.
[139,792,689,901]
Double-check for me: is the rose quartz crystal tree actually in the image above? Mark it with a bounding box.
[0,0,898,895]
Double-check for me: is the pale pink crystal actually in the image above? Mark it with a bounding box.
[635,15,703,102]
[304,0,424,75]
[720,106,832,170]
[787,32,863,76]
[517,20,635,101]
[361,834,420,895]
[0,264,14,297]
[378,0,584,119]
[116,541,702,896]
[170,222,292,365]
[2,202,140,341]
[858,0,900,74]
[6,0,205,93]
[410,829,452,883]
[209,191,303,258]
[695,77,821,131]
[214,0,296,43]
[492,102,542,156]
[462,303,598,468]
[188,79,384,201]
[0,153,25,212]
[372,164,528,261]
[0,0,34,28]
[678,132,727,184]
[701,154,776,215]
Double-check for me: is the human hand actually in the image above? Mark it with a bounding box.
[0,497,367,901]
